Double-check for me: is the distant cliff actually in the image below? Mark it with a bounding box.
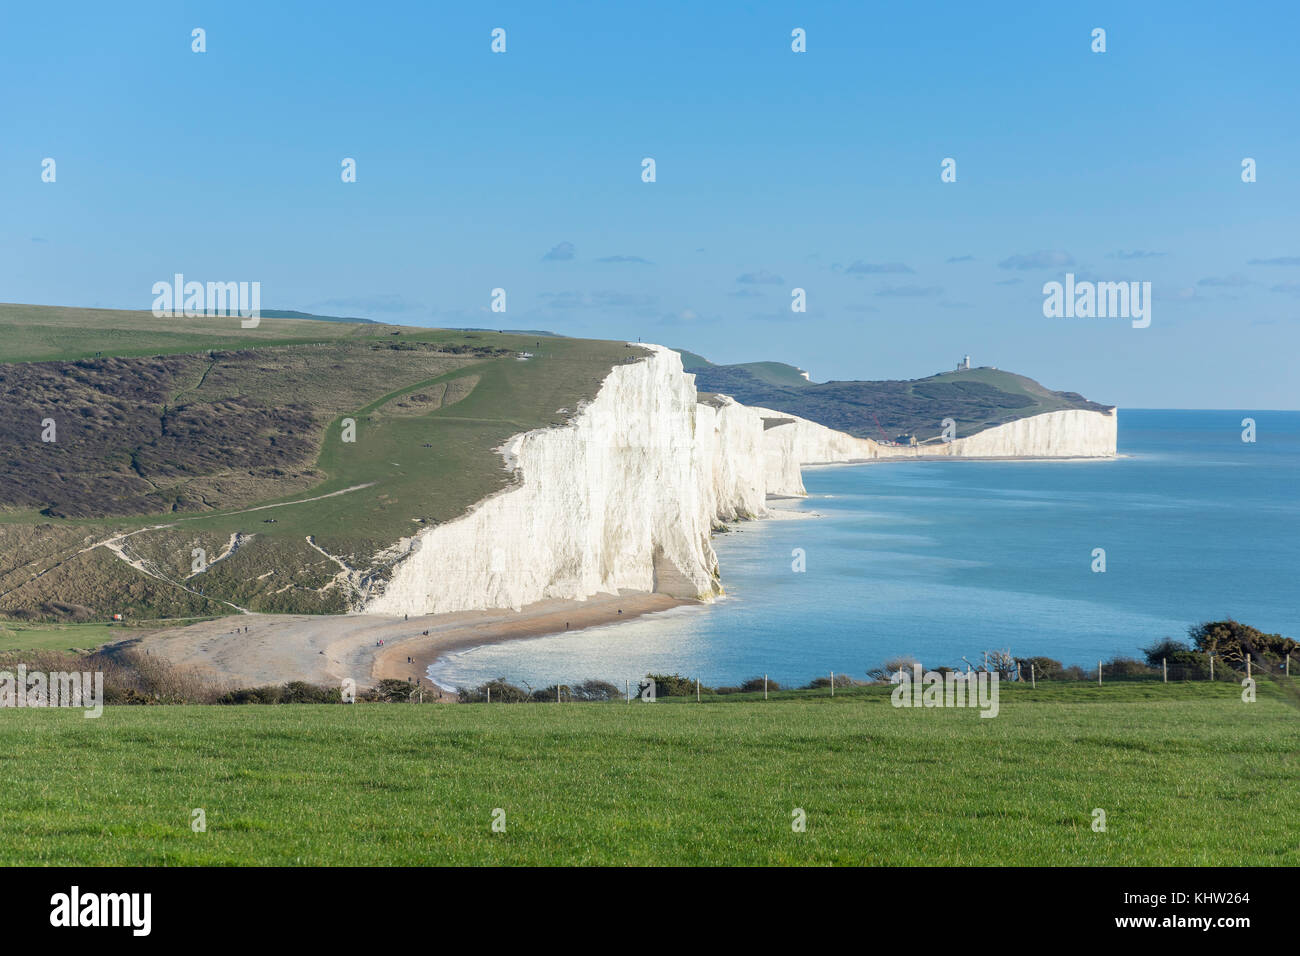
[679,352,1113,443]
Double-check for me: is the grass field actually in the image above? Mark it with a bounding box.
[0,621,122,652]
[1,682,1294,866]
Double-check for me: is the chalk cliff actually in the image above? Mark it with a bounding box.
[756,405,1119,496]
[363,346,1115,615]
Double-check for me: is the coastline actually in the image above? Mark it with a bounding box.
[373,591,690,691]
[138,590,692,695]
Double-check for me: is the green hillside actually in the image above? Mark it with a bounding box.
[0,304,640,620]
[678,351,1111,441]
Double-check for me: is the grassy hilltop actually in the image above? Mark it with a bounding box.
[0,303,639,621]
[0,681,1294,866]
[679,352,1112,442]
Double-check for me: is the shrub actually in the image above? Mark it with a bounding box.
[531,679,621,702]
[458,678,529,703]
[1188,620,1298,669]
[1141,639,1212,679]
[738,676,779,693]
[570,679,620,701]
[369,679,416,702]
[1101,657,1156,679]
[805,673,857,689]
[282,680,342,704]
[1016,656,1064,680]
[644,673,697,697]
[867,656,919,682]
[216,685,283,705]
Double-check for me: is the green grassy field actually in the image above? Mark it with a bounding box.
[0,302,380,363]
[1,682,1294,866]
[0,621,121,652]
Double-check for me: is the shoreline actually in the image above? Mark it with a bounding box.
[372,591,691,692]
[138,591,693,696]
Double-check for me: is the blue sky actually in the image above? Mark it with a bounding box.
[4,1,1298,408]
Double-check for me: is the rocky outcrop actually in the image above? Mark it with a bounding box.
[363,346,1116,615]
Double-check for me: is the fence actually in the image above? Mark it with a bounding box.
[448,652,1295,703]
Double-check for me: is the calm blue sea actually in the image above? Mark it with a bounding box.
[429,410,1300,690]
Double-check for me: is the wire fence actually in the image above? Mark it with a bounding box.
[442,653,1296,703]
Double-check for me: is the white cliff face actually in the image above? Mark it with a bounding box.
[365,346,740,615]
[697,395,769,521]
[364,347,1116,615]
[755,406,1118,496]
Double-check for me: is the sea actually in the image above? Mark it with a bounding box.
[428,410,1300,690]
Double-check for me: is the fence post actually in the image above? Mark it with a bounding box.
[1015,662,1021,682]
[1098,661,1102,687]
[487,686,491,704]
[1031,662,1036,689]
[626,679,630,703]
[831,671,835,697]
[557,684,561,704]
[696,678,700,702]
[1163,658,1167,683]
[1247,657,1251,680]
[764,674,768,700]
[1210,655,1214,682]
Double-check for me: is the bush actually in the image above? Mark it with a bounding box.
[570,679,620,701]
[365,679,415,703]
[282,680,342,703]
[216,685,283,705]
[644,673,697,697]
[738,676,779,693]
[805,673,857,690]
[458,678,529,703]
[1141,639,1212,679]
[1101,657,1157,679]
[1015,656,1064,680]
[531,679,621,702]
[1188,620,1298,669]
[867,656,919,682]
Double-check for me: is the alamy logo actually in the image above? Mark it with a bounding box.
[891,664,999,718]
[0,666,103,717]
[151,274,261,328]
[1042,273,1150,328]
[50,886,151,936]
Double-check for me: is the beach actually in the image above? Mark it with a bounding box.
[136,590,690,696]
